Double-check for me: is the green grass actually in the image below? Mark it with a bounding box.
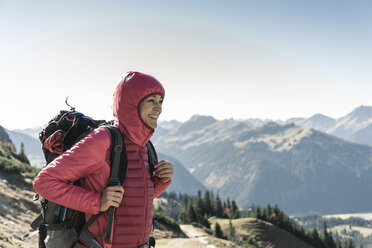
[0,144,40,178]
[154,210,183,233]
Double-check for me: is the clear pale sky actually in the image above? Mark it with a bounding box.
[1,0,371,129]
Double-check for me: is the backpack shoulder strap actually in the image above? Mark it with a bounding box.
[104,125,127,186]
[102,125,127,244]
[79,125,127,245]
[146,140,158,177]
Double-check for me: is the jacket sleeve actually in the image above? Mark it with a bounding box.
[33,128,110,215]
[153,177,171,198]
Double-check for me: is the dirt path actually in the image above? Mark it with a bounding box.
[156,224,240,248]
[156,224,214,248]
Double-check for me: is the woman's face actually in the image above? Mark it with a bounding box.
[139,94,163,129]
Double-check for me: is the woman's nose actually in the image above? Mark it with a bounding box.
[154,102,162,111]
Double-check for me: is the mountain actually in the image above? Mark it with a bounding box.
[6,129,44,168]
[158,120,182,130]
[285,114,336,133]
[12,126,42,140]
[152,115,372,215]
[171,115,217,136]
[282,106,372,146]
[158,152,206,195]
[327,106,372,146]
[240,118,268,128]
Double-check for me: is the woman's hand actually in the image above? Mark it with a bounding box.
[154,160,174,183]
[99,185,124,212]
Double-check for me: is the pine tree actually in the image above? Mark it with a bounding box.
[249,203,256,218]
[283,216,293,232]
[323,220,336,248]
[18,142,30,164]
[267,204,273,220]
[231,200,239,219]
[187,202,197,223]
[327,231,336,248]
[335,234,342,248]
[214,222,224,239]
[178,194,189,223]
[196,190,204,217]
[311,228,322,248]
[272,205,283,226]
[215,194,223,218]
[228,219,236,241]
[204,190,213,217]
[255,205,262,219]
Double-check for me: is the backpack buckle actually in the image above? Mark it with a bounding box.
[114,145,122,152]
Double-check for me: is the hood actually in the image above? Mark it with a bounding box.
[112,71,165,146]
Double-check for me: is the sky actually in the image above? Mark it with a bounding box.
[1,0,371,129]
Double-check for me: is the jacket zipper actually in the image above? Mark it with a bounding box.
[139,150,148,245]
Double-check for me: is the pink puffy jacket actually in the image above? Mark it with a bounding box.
[33,71,171,248]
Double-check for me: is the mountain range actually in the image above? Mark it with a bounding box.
[283,106,372,146]
[152,108,372,215]
[159,106,372,147]
[3,105,372,215]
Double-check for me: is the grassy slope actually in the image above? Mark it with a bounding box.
[209,217,315,248]
[0,172,39,248]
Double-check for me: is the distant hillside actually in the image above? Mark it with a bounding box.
[209,217,314,248]
[153,116,372,215]
[294,214,372,248]
[158,153,206,195]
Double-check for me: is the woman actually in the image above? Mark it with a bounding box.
[34,71,174,248]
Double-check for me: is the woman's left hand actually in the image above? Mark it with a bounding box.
[154,160,174,183]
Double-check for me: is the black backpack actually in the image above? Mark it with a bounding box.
[29,110,158,248]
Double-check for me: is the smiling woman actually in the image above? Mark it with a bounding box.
[33,71,174,248]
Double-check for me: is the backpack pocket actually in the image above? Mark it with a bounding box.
[44,227,78,248]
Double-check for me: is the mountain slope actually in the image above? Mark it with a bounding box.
[209,217,314,248]
[152,116,372,215]
[158,153,206,195]
[0,172,39,248]
[328,106,372,145]
[283,106,372,146]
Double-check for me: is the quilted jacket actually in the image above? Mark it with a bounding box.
[34,71,171,247]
